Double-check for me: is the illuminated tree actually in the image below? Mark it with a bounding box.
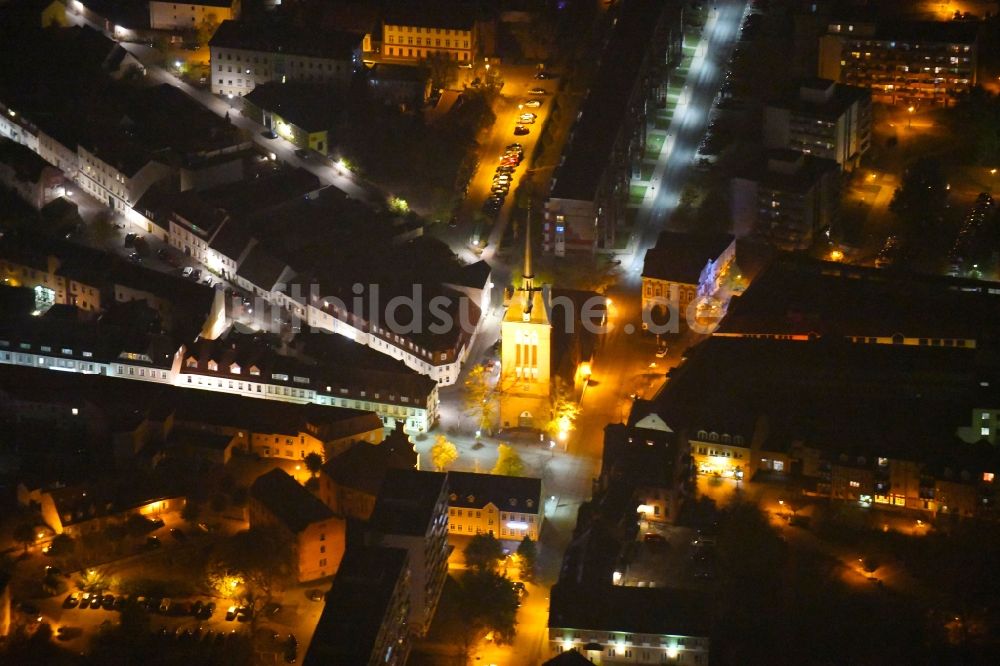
[464,364,496,434]
[195,14,219,46]
[205,527,292,626]
[492,444,525,477]
[546,380,579,440]
[430,435,459,472]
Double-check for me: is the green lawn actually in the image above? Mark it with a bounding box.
[640,162,656,181]
[646,133,666,155]
[655,116,672,130]
[629,184,647,206]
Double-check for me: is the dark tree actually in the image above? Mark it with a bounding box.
[889,157,948,229]
[457,569,520,648]
[13,523,36,555]
[464,533,504,571]
[516,536,537,581]
[304,452,324,477]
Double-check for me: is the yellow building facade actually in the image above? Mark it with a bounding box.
[499,223,552,431]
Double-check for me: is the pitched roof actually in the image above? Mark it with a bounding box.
[236,244,292,291]
[322,430,417,495]
[210,19,363,60]
[0,136,55,182]
[250,468,335,533]
[369,468,446,537]
[446,471,542,515]
[549,583,710,636]
[243,83,342,133]
[642,232,734,284]
[382,1,477,30]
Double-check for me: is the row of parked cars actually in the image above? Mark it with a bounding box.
[482,144,525,217]
[63,592,218,620]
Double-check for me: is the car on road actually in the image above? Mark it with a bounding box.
[225,605,238,621]
[63,593,80,609]
[182,266,194,278]
[128,251,141,263]
[192,600,204,617]
[528,87,547,95]
[514,125,530,135]
[306,589,325,602]
[643,533,667,544]
[236,606,253,622]
[145,535,161,550]
[655,341,667,358]
[523,99,542,108]
[293,148,310,159]
[517,116,535,125]
[519,112,537,121]
[261,129,278,139]
[124,233,137,247]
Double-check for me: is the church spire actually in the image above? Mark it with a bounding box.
[520,207,535,318]
[522,206,534,293]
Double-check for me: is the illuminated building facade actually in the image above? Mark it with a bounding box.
[817,19,980,106]
[445,471,542,542]
[209,19,361,98]
[500,214,552,431]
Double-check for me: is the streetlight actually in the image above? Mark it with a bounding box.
[907,105,915,128]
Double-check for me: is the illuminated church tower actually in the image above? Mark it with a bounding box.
[500,211,552,430]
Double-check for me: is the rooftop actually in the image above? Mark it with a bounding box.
[304,546,408,666]
[549,583,710,636]
[768,79,870,121]
[210,19,363,61]
[716,254,1000,344]
[322,430,417,495]
[735,150,839,192]
[0,136,56,182]
[642,232,735,285]
[382,1,477,31]
[250,468,335,533]
[243,82,343,133]
[550,0,673,201]
[369,468,447,537]
[446,471,542,514]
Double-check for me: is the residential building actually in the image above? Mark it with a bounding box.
[763,78,872,169]
[149,0,241,32]
[600,407,683,523]
[317,429,418,520]
[641,232,736,330]
[648,334,1000,518]
[243,83,340,154]
[368,469,449,637]
[446,471,543,542]
[714,253,1000,349]
[817,19,980,106]
[543,0,683,255]
[18,483,184,536]
[162,388,385,462]
[164,427,237,466]
[548,583,710,665]
[731,150,840,250]
[209,19,362,98]
[304,546,411,666]
[381,3,477,63]
[249,469,346,582]
[0,137,63,209]
[367,63,432,106]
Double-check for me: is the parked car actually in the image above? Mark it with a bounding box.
[514,125,530,135]
[523,99,542,108]
[294,148,310,159]
[261,129,278,139]
[159,598,172,614]
[62,593,80,609]
[306,589,325,602]
[170,528,187,542]
[528,87,547,95]
[124,233,137,247]
[225,605,238,621]
[102,594,116,610]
